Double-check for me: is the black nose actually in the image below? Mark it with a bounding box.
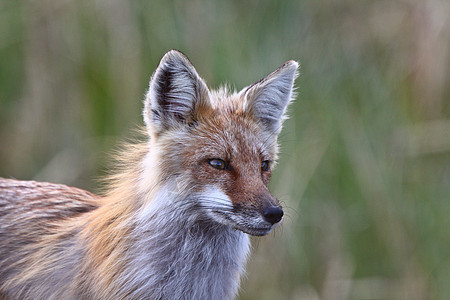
[262,206,284,225]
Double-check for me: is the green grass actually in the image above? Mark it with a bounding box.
[1,1,449,298]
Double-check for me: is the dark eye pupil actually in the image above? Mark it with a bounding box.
[261,161,270,171]
[209,159,225,170]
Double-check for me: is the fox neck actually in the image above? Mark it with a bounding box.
[84,174,250,299]
[121,183,250,299]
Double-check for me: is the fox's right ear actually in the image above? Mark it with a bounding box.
[144,50,210,136]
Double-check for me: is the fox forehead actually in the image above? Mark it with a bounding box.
[196,116,273,160]
[177,92,277,161]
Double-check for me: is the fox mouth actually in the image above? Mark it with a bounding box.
[236,225,273,236]
[231,211,283,236]
[207,210,275,236]
[229,218,277,236]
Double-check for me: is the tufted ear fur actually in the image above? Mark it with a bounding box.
[144,50,210,135]
[242,60,299,134]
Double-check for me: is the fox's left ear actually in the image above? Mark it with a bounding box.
[242,60,299,134]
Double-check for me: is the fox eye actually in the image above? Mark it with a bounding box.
[208,159,226,170]
[261,160,270,172]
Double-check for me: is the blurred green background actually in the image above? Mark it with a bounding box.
[1,0,449,299]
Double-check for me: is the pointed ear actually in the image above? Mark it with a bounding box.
[144,50,210,135]
[242,60,299,134]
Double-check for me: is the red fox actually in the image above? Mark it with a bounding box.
[0,50,298,299]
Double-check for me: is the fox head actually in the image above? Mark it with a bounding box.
[141,50,298,236]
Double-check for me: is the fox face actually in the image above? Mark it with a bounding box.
[143,50,298,236]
